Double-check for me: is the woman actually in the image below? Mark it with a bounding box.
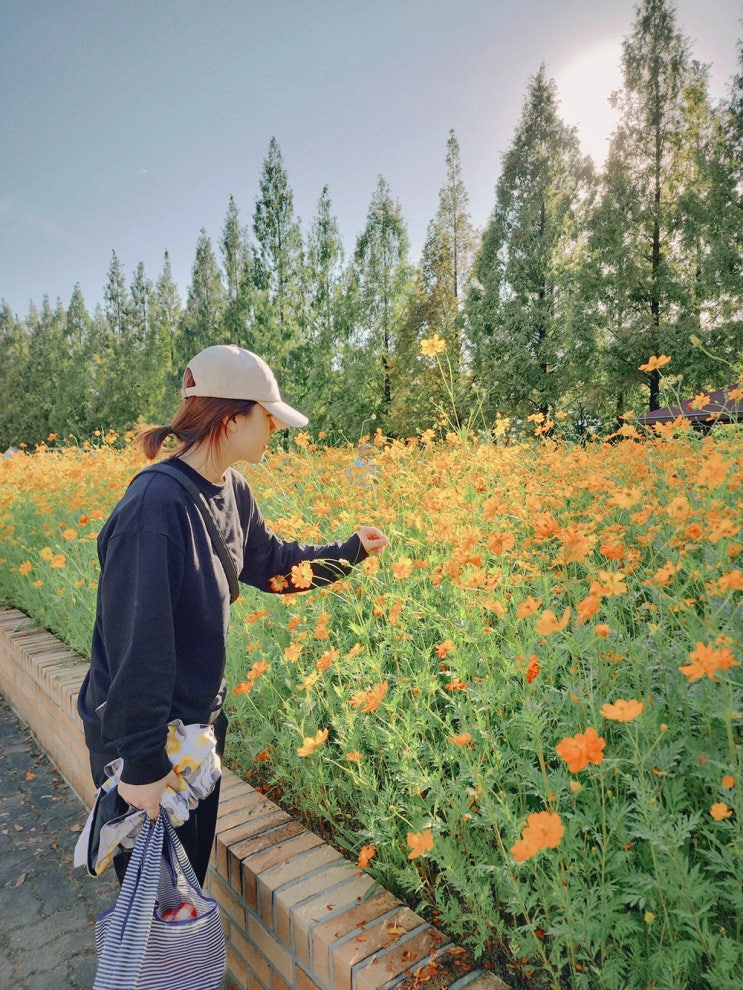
[78,344,388,884]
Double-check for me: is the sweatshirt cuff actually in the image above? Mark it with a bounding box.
[120,749,173,786]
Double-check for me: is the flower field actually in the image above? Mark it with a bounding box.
[1,425,742,989]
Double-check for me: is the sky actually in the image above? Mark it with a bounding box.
[1,0,741,318]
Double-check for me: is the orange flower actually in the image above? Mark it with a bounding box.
[535,607,571,635]
[290,561,314,590]
[346,751,362,763]
[710,802,732,821]
[449,732,473,746]
[556,727,606,773]
[407,829,434,860]
[510,811,564,861]
[233,681,254,695]
[296,728,329,757]
[61,528,77,541]
[358,844,376,868]
[391,557,414,579]
[269,574,289,592]
[577,594,600,625]
[638,354,672,372]
[435,639,456,658]
[350,681,388,713]
[722,775,735,789]
[679,641,739,682]
[696,451,730,488]
[50,554,66,569]
[316,647,338,671]
[600,698,644,722]
[595,624,611,638]
[487,531,515,555]
[19,561,32,575]
[718,570,743,592]
[516,595,542,619]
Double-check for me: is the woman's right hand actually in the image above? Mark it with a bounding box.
[118,770,180,820]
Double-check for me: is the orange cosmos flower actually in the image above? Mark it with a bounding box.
[710,802,732,821]
[600,698,644,722]
[346,751,362,763]
[61,528,77,540]
[350,681,388,713]
[435,639,456,658]
[487,531,515,555]
[316,647,338,671]
[297,728,329,757]
[638,354,672,372]
[391,557,414,579]
[516,595,542,619]
[50,554,66,569]
[556,727,606,773]
[718,570,743,591]
[511,811,564,861]
[696,451,730,488]
[449,732,473,746]
[407,829,434,860]
[595,624,611,638]
[269,574,289,592]
[535,607,571,635]
[679,641,739,682]
[290,561,314,590]
[358,844,376,868]
[577,594,601,625]
[19,561,32,576]
[722,775,735,789]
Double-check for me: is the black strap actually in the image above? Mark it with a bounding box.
[137,462,240,604]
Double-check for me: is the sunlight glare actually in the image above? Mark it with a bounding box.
[554,39,624,167]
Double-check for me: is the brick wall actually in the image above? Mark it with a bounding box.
[0,607,509,990]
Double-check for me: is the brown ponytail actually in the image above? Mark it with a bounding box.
[136,368,257,461]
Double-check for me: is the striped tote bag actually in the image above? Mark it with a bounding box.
[93,811,225,990]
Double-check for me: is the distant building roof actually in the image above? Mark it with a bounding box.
[638,384,743,426]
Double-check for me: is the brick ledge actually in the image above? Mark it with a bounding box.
[0,607,509,990]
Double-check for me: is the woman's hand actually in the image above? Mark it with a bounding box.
[356,526,389,556]
[118,770,180,820]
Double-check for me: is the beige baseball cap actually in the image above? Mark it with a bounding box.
[181,344,308,428]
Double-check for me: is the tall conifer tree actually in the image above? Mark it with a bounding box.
[467,66,594,421]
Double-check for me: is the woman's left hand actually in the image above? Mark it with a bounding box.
[356,526,389,556]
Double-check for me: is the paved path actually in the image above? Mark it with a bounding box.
[0,691,119,989]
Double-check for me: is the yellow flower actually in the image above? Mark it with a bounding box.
[297,728,329,757]
[600,699,644,723]
[420,334,447,356]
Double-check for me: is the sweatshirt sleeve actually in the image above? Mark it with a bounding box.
[239,492,368,593]
[96,530,184,785]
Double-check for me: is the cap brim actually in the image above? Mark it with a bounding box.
[261,401,308,429]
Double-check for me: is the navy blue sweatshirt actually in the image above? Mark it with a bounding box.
[78,458,366,785]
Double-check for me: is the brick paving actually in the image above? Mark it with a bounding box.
[0,691,119,989]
